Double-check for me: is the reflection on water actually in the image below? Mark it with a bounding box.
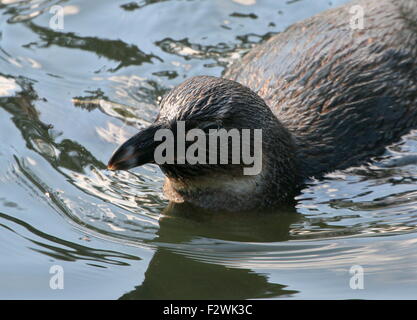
[120,204,299,299]
[0,212,140,265]
[121,248,298,299]
[1,0,417,299]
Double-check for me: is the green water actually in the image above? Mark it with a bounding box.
[1,0,417,299]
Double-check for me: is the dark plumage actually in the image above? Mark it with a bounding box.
[108,0,417,211]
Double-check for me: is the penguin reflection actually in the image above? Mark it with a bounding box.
[119,203,300,299]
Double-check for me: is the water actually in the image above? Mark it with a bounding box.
[1,0,416,299]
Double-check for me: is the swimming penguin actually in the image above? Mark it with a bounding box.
[108,0,417,211]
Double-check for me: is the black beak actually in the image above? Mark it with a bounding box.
[107,124,161,171]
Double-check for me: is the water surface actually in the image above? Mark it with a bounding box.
[1,0,417,299]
